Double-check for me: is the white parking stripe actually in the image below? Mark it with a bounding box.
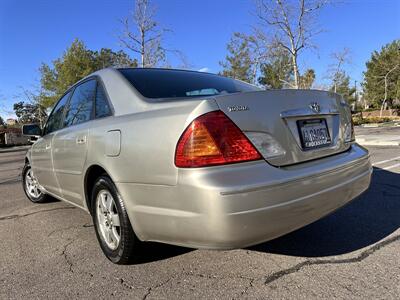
[373,156,400,166]
[374,162,400,172]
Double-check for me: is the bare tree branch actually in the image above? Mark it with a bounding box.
[327,47,352,92]
[118,0,167,67]
[255,0,330,88]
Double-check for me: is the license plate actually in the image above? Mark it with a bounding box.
[297,119,331,150]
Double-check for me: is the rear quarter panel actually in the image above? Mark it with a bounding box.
[85,99,219,186]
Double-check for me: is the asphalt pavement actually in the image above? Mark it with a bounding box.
[0,144,399,299]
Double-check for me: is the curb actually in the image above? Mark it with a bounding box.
[356,139,400,146]
[359,122,400,128]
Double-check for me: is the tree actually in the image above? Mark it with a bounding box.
[220,33,254,83]
[39,39,137,108]
[329,71,355,103]
[0,115,5,127]
[13,101,46,125]
[14,85,47,126]
[220,31,270,84]
[118,0,168,67]
[255,0,330,88]
[39,39,95,108]
[299,68,316,89]
[328,48,351,93]
[363,40,400,114]
[93,48,138,70]
[258,48,293,88]
[14,87,48,127]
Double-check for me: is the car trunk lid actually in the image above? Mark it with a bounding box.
[214,89,352,166]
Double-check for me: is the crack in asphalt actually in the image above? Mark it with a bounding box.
[48,225,79,237]
[61,239,76,273]
[0,206,76,221]
[83,223,94,228]
[119,272,250,299]
[118,277,136,290]
[117,275,181,298]
[185,272,255,282]
[183,272,256,296]
[117,233,400,298]
[116,276,173,298]
[241,277,255,296]
[121,271,256,299]
[264,234,400,285]
[142,277,173,300]
[47,223,93,237]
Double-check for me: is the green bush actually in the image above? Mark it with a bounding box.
[352,116,393,126]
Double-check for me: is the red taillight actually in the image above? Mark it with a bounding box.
[175,110,262,168]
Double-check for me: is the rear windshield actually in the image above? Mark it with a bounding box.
[118,68,260,99]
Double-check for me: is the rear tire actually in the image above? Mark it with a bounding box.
[22,163,48,203]
[91,175,139,264]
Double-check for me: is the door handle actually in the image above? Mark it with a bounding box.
[45,144,51,150]
[76,136,87,144]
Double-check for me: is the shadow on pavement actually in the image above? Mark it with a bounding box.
[250,167,400,257]
[130,242,193,264]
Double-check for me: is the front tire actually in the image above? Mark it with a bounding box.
[22,164,48,203]
[91,176,138,264]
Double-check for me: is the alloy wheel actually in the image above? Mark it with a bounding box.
[25,169,42,198]
[96,190,121,250]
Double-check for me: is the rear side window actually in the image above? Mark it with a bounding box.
[44,91,71,135]
[95,83,111,118]
[118,68,259,99]
[64,80,96,127]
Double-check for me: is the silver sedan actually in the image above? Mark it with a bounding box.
[22,68,372,264]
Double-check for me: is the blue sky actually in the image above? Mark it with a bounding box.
[1,0,399,117]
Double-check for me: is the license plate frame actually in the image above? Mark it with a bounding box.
[297,118,332,150]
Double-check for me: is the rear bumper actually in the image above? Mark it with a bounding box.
[117,144,372,249]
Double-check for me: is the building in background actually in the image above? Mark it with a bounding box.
[6,118,17,126]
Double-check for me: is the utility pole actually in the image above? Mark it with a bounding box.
[354,80,357,112]
[354,80,357,102]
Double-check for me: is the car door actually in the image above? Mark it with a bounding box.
[30,91,71,197]
[52,79,96,206]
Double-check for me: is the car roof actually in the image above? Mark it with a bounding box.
[116,67,222,77]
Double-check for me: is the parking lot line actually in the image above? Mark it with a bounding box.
[374,162,400,172]
[373,156,400,166]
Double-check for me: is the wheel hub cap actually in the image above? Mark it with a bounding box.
[96,190,121,250]
[25,169,42,198]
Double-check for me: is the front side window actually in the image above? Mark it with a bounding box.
[44,91,71,135]
[95,83,111,118]
[64,80,96,127]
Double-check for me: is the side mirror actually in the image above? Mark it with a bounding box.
[22,124,42,137]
